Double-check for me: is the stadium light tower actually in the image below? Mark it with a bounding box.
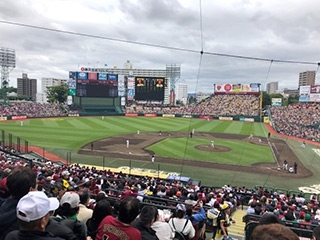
[0,47,16,104]
[166,64,181,105]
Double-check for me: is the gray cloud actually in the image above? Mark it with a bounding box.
[0,0,319,93]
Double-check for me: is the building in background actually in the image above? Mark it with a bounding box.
[196,92,211,103]
[299,71,315,87]
[17,73,37,101]
[282,88,299,98]
[175,80,188,104]
[37,78,68,103]
[266,81,278,94]
[123,60,133,69]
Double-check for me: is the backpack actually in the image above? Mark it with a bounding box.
[172,219,189,240]
[207,208,220,226]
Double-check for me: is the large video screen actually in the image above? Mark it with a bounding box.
[134,77,165,101]
[75,72,118,97]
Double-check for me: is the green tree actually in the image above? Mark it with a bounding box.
[188,96,197,105]
[46,84,68,103]
[287,95,299,105]
[261,91,271,108]
[175,99,184,106]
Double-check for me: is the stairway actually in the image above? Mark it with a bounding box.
[227,206,247,240]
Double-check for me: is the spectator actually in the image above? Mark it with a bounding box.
[77,189,93,223]
[5,191,62,240]
[168,203,195,240]
[133,205,159,240]
[250,223,299,240]
[185,200,206,225]
[95,197,141,240]
[86,199,112,240]
[0,166,37,239]
[151,209,174,240]
[217,203,232,239]
[53,191,87,240]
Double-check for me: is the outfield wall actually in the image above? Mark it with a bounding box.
[124,112,262,122]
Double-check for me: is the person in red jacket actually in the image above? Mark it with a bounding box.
[95,197,141,240]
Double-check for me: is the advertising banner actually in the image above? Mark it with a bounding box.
[214,83,260,94]
[299,85,310,102]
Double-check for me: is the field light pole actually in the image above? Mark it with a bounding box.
[0,47,16,105]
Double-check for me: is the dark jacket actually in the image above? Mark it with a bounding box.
[50,216,87,240]
[46,218,77,240]
[5,230,64,240]
[86,218,99,240]
[0,198,19,240]
[133,220,159,240]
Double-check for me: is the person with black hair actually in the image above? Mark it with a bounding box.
[77,189,93,223]
[0,166,37,240]
[185,200,206,225]
[168,203,195,240]
[133,205,159,240]
[95,197,141,240]
[258,213,283,225]
[86,199,112,240]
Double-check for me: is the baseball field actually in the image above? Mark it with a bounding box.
[1,116,320,192]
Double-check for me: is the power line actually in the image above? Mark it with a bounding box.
[0,20,319,66]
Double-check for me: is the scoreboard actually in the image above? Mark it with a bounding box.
[134,77,165,101]
[75,72,118,98]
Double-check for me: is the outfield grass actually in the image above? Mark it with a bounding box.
[1,116,320,191]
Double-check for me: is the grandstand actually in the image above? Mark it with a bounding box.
[1,94,320,239]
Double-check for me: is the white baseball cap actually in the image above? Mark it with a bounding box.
[17,191,59,222]
[60,191,80,208]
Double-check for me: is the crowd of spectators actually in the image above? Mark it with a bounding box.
[125,94,260,116]
[1,145,320,239]
[0,146,248,240]
[0,102,68,118]
[243,187,320,234]
[270,102,320,142]
[242,186,320,239]
[0,95,260,118]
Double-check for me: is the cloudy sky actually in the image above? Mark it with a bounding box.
[0,0,320,93]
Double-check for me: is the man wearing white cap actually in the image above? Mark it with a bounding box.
[0,166,37,240]
[5,191,63,240]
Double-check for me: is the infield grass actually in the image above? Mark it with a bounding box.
[1,116,320,190]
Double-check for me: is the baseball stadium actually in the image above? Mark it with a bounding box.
[1,81,320,239]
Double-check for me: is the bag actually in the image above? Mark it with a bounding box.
[173,231,188,240]
[172,219,189,240]
[207,208,220,226]
[223,236,233,240]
